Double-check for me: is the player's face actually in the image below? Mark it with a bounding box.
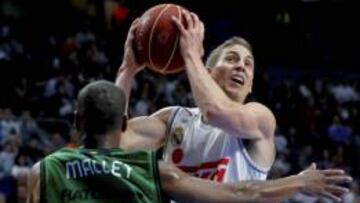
[210,44,254,102]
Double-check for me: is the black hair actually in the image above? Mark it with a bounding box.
[76,80,126,137]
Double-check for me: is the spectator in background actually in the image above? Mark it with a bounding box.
[49,132,66,151]
[19,111,41,144]
[0,137,19,202]
[0,140,18,179]
[274,128,288,153]
[0,109,20,145]
[43,71,74,100]
[327,115,352,145]
[330,81,359,104]
[318,149,335,169]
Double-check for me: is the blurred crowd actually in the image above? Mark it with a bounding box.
[0,1,360,203]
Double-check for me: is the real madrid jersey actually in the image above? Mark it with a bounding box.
[163,107,271,183]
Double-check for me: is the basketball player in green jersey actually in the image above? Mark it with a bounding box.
[27,81,352,203]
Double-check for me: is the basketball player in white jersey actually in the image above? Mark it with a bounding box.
[118,10,274,183]
[115,14,352,202]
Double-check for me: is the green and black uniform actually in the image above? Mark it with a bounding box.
[40,148,164,203]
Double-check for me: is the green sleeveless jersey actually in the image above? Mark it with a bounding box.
[40,148,163,203]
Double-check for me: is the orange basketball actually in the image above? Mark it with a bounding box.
[133,4,188,74]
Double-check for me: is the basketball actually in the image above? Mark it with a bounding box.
[133,4,189,74]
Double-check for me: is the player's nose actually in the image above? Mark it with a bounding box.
[233,61,245,72]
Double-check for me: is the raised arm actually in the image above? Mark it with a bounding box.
[26,162,40,203]
[115,18,176,151]
[172,11,276,141]
[115,18,144,111]
[160,162,352,203]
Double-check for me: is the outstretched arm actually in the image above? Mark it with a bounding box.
[160,162,352,203]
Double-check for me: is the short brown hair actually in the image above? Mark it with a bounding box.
[205,36,253,68]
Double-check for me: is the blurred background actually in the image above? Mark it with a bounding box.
[0,0,359,202]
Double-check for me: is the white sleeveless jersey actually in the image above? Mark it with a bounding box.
[163,107,271,183]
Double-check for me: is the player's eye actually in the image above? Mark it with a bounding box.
[245,60,253,68]
[225,55,237,63]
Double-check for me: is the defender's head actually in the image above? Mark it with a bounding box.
[206,37,254,103]
[75,80,127,140]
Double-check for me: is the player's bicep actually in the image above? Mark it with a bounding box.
[130,107,175,138]
[246,102,276,140]
[124,107,175,149]
[129,116,167,139]
[209,102,276,140]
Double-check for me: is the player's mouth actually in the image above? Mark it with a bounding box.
[230,74,245,86]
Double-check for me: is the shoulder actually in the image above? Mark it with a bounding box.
[150,106,196,125]
[127,106,179,129]
[151,106,179,121]
[41,148,72,161]
[245,102,276,138]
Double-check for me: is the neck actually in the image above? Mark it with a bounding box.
[83,133,119,149]
[238,96,246,103]
[228,92,246,104]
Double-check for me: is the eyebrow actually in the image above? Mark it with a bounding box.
[225,51,239,56]
[246,55,254,61]
[225,51,254,61]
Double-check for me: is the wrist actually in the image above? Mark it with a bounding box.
[183,52,204,69]
[293,174,306,193]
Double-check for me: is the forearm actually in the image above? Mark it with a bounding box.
[161,161,244,203]
[184,54,231,117]
[115,65,137,114]
[236,175,304,202]
[161,160,304,203]
[172,178,244,203]
[166,174,302,203]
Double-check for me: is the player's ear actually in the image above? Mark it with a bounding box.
[121,115,128,132]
